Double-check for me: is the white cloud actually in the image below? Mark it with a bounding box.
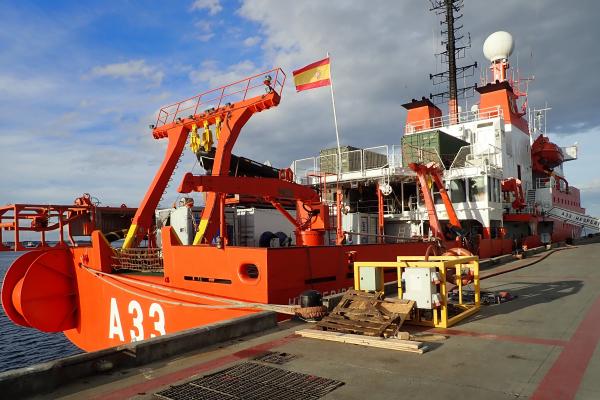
[197,33,215,42]
[190,0,222,15]
[243,36,261,47]
[89,60,164,85]
[189,60,257,87]
[0,74,56,98]
[195,20,211,31]
[194,20,215,42]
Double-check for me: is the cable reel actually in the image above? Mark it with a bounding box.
[379,182,393,196]
[379,175,393,196]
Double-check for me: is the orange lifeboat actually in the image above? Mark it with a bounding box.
[531,134,564,173]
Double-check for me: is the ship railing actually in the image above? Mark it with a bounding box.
[404,105,503,134]
[292,145,399,184]
[154,68,286,128]
[389,145,403,169]
[504,203,538,215]
[450,146,472,169]
[535,177,552,189]
[467,143,502,169]
[352,198,398,214]
[449,144,502,171]
[293,157,317,185]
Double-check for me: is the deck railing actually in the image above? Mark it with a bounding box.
[449,144,502,170]
[292,145,403,184]
[155,68,286,128]
[404,105,503,134]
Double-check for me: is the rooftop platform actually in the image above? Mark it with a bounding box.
[11,240,600,400]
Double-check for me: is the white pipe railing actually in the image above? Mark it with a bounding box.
[292,145,399,183]
[404,105,503,134]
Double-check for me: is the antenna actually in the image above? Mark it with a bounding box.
[530,106,552,138]
[428,0,477,123]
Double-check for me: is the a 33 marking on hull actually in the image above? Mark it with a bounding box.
[108,298,166,342]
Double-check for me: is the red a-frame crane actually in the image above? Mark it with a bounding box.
[409,162,463,242]
[122,69,286,249]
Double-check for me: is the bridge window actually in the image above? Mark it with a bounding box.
[487,177,501,202]
[494,178,501,202]
[468,176,486,202]
[450,179,466,203]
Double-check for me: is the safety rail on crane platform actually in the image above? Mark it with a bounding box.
[404,105,503,134]
[154,68,286,128]
[292,145,402,185]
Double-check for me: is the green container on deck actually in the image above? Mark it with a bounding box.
[319,146,388,174]
[401,129,468,168]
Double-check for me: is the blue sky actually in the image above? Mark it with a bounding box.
[1,0,599,232]
[0,0,268,207]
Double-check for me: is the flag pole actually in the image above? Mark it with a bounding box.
[327,52,342,177]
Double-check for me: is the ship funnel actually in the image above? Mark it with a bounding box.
[483,31,514,81]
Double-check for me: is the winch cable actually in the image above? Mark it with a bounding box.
[80,263,299,314]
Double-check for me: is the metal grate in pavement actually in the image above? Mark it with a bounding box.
[154,361,344,400]
[252,351,297,365]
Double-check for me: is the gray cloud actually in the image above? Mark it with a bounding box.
[234,0,600,169]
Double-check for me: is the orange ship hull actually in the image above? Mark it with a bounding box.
[2,231,429,351]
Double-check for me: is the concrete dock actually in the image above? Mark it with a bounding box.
[7,241,600,399]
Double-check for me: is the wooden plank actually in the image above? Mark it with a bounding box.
[295,329,426,354]
[382,297,414,305]
[319,316,399,337]
[332,310,394,322]
[320,291,415,337]
[396,331,410,340]
[380,300,415,315]
[316,321,383,336]
[325,314,394,328]
[297,329,422,349]
[343,289,384,299]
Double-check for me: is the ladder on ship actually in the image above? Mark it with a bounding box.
[544,206,600,232]
[526,189,536,207]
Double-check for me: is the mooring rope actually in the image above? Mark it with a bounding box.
[80,263,297,314]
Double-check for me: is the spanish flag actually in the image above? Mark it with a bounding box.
[292,57,331,92]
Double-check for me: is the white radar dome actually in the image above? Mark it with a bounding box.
[483,31,514,62]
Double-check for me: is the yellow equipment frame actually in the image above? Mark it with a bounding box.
[353,255,480,328]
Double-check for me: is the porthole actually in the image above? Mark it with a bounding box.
[238,263,260,284]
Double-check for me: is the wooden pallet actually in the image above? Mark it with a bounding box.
[316,290,415,338]
[295,329,427,354]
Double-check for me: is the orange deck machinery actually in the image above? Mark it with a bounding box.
[2,69,431,352]
[409,160,512,258]
[409,161,463,244]
[0,193,135,251]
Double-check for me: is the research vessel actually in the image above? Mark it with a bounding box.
[2,17,597,353]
